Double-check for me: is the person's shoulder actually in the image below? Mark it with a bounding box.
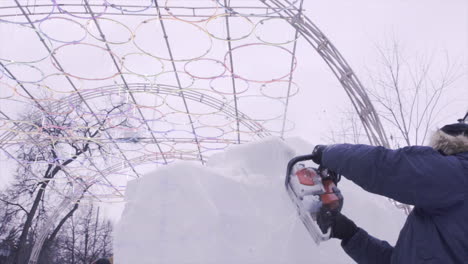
[399,145,437,154]
[455,151,468,157]
[453,151,468,163]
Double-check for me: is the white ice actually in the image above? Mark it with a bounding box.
[114,137,406,263]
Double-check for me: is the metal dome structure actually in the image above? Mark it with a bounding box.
[0,1,403,262]
[0,0,389,200]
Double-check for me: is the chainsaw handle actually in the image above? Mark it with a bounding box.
[318,166,341,185]
[321,179,343,211]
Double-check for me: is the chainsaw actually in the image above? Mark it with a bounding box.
[285,154,343,244]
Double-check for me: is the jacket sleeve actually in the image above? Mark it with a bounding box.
[322,144,466,210]
[342,228,393,264]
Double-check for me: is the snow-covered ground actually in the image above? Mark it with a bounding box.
[114,137,406,263]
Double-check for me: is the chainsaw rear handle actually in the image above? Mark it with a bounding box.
[321,179,343,211]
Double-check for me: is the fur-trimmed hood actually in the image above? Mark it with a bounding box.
[429,130,468,155]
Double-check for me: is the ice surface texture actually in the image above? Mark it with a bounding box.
[114,137,405,263]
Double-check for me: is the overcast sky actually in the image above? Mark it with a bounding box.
[0,0,466,220]
[287,0,467,145]
[103,0,468,219]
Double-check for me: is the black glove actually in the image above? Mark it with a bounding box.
[317,210,358,244]
[311,145,327,165]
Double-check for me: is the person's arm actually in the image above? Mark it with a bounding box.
[318,212,393,264]
[342,228,393,264]
[321,144,466,210]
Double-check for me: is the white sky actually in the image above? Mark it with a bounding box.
[104,0,468,220]
[0,0,466,219]
[287,0,467,145]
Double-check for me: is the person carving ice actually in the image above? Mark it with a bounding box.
[311,112,468,264]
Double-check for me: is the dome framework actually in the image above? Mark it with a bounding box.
[1,1,411,262]
[0,0,397,212]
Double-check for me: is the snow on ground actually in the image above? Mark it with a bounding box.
[114,137,406,263]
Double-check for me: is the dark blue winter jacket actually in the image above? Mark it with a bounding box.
[322,144,468,264]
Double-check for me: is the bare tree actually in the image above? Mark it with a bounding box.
[0,98,130,264]
[331,39,463,148]
[364,39,463,147]
[328,110,368,144]
[329,39,464,214]
[51,205,113,264]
